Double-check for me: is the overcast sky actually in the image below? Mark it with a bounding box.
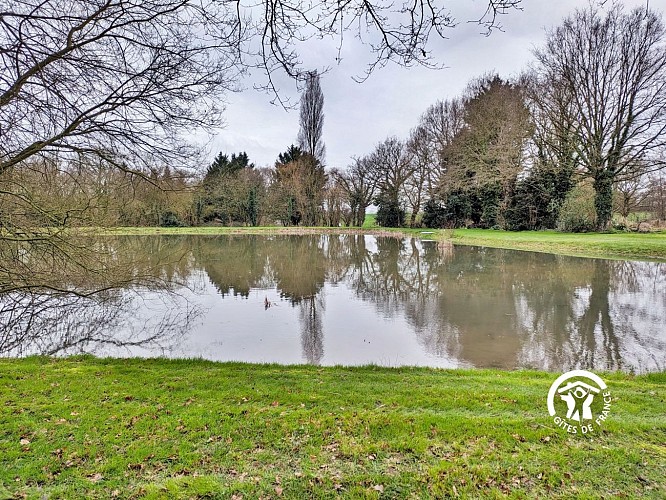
[210,0,664,170]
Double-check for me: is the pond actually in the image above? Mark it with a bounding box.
[2,234,665,372]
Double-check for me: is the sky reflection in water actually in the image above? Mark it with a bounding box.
[3,234,665,373]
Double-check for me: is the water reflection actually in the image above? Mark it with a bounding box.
[0,290,196,356]
[2,234,665,372]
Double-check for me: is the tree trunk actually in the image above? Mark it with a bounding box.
[357,207,366,227]
[409,210,417,228]
[593,171,614,231]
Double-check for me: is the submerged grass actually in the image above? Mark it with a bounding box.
[0,357,664,498]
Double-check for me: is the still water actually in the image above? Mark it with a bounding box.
[2,234,665,372]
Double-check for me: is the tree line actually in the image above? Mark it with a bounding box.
[11,3,664,233]
[3,2,666,249]
[343,3,666,232]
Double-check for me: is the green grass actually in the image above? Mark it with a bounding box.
[362,213,377,228]
[0,357,664,499]
[448,229,666,261]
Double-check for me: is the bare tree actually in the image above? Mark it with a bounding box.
[404,126,431,227]
[367,137,415,227]
[614,171,650,219]
[523,72,579,178]
[404,99,465,227]
[533,3,666,230]
[645,173,666,221]
[335,157,378,227]
[298,71,326,164]
[323,170,349,227]
[0,1,241,179]
[417,98,465,186]
[403,98,465,227]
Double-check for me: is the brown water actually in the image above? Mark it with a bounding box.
[3,234,665,372]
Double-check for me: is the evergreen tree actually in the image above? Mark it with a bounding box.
[277,145,304,166]
[201,151,262,226]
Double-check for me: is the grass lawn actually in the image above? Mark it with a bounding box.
[0,357,664,499]
[362,214,377,228]
[448,229,666,261]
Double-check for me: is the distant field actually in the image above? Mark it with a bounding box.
[1,357,664,498]
[362,213,377,228]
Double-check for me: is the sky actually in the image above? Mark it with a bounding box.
[210,0,665,170]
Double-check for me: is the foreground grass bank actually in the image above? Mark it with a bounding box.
[93,226,666,261]
[1,358,664,498]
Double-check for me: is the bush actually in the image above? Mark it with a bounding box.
[557,183,596,232]
[505,164,575,231]
[422,198,448,228]
[376,198,405,227]
[477,183,502,228]
[160,211,185,227]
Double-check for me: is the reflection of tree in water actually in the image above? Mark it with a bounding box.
[597,260,666,371]
[0,290,195,356]
[6,233,665,371]
[202,236,664,372]
[347,236,438,317]
[509,253,584,370]
[323,234,358,284]
[197,234,332,364]
[574,260,620,369]
[268,236,327,364]
[0,235,199,356]
[341,239,666,372]
[194,235,271,297]
[269,235,327,301]
[94,235,197,286]
[407,246,524,369]
[343,240,525,368]
[417,249,666,372]
[514,257,666,372]
[298,295,325,365]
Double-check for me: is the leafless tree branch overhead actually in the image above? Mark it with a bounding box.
[0,0,522,174]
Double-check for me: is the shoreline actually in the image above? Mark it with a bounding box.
[79,226,666,261]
